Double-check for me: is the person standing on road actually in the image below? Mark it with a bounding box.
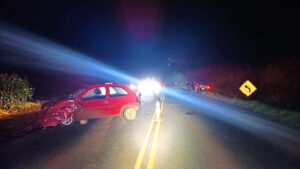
[138,92,142,105]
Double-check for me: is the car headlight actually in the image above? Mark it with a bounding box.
[138,79,162,95]
[129,84,136,90]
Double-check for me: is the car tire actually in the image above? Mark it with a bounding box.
[61,116,75,126]
[123,107,137,120]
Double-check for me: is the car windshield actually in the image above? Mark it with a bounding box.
[69,88,86,99]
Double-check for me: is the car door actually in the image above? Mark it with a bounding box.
[76,86,110,120]
[107,86,131,116]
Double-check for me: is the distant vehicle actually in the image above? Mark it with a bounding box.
[37,83,139,127]
[129,78,164,102]
[198,84,212,91]
[191,81,212,92]
[137,78,162,96]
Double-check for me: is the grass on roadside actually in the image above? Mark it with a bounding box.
[204,91,300,128]
[0,102,41,119]
[0,102,41,141]
[229,98,300,127]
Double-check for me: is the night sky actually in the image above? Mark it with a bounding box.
[0,0,299,75]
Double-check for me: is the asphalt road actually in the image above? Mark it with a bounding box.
[1,95,300,169]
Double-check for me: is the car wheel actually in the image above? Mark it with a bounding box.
[123,107,137,120]
[61,116,75,126]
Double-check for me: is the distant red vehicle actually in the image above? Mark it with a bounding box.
[191,81,212,92]
[198,84,212,91]
[37,83,139,127]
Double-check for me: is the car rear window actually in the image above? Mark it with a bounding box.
[109,86,128,97]
[81,87,106,100]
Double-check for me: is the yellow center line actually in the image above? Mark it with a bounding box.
[147,96,164,169]
[133,96,165,169]
[146,121,161,169]
[134,117,154,169]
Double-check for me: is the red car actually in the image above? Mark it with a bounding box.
[198,84,212,91]
[37,83,139,127]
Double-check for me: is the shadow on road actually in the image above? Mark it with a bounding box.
[0,119,102,168]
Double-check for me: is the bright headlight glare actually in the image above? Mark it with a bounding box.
[129,84,136,90]
[153,81,161,93]
[138,79,161,95]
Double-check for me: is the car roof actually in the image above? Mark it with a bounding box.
[85,84,128,89]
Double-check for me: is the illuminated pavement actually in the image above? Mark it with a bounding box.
[0,97,300,169]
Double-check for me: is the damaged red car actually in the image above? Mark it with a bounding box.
[37,83,139,128]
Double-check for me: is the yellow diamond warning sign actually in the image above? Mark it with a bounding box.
[239,80,257,97]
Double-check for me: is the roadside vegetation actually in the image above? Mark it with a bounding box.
[188,57,300,128]
[203,91,300,128]
[0,74,41,141]
[188,57,300,110]
[0,74,41,119]
[229,98,300,127]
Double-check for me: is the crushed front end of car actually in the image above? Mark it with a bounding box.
[37,100,78,127]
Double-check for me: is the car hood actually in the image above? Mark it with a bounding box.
[45,100,76,113]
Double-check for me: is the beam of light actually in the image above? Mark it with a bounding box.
[162,87,300,151]
[0,24,139,84]
[1,23,299,154]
